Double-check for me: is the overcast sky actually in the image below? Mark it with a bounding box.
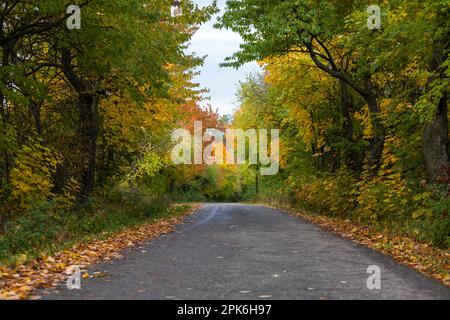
[185,0,260,115]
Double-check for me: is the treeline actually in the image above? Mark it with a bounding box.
[0,0,220,258]
[223,0,449,248]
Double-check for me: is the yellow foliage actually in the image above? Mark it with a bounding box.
[289,168,356,216]
[10,140,61,210]
[355,135,411,223]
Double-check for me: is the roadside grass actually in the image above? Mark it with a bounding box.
[0,193,191,268]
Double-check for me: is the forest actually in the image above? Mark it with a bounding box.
[221,0,450,250]
[0,0,449,270]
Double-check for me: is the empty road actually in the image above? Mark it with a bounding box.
[43,203,450,300]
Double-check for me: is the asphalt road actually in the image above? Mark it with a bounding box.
[43,203,450,300]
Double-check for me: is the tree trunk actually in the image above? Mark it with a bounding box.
[255,167,259,197]
[61,48,101,201]
[339,80,361,171]
[366,95,385,173]
[306,42,385,172]
[78,93,100,200]
[0,96,11,189]
[30,100,43,136]
[422,14,450,183]
[341,86,354,142]
[1,43,12,188]
[422,94,449,182]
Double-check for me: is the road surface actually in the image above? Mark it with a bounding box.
[42,203,450,300]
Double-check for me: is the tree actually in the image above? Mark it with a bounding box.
[0,0,216,210]
[55,0,214,199]
[0,1,72,193]
[216,0,386,172]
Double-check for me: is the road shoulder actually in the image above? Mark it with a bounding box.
[255,202,449,287]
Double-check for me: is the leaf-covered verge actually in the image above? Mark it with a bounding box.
[0,203,202,300]
[258,202,449,287]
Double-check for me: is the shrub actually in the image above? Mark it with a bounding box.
[9,140,60,210]
[355,139,411,225]
[289,168,356,216]
[0,188,172,264]
[0,202,60,259]
[411,184,450,249]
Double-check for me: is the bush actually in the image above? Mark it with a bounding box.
[169,165,242,202]
[428,218,450,249]
[411,184,450,249]
[9,140,60,210]
[355,175,410,224]
[0,189,172,265]
[0,202,60,259]
[289,168,356,216]
[282,163,449,249]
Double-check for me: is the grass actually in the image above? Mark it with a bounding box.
[0,193,191,268]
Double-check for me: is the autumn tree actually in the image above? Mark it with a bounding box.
[55,1,213,199]
[0,0,216,213]
[216,0,388,172]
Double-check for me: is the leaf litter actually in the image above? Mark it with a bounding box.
[0,204,202,300]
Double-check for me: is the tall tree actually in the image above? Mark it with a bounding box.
[216,0,386,171]
[56,0,213,199]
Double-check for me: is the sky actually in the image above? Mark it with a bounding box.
[185,0,260,116]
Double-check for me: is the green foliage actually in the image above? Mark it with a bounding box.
[289,169,356,217]
[0,1,220,261]
[0,202,59,258]
[426,216,450,249]
[0,189,172,264]
[223,0,450,249]
[0,0,449,263]
[169,165,243,202]
[0,0,216,203]
[409,184,450,248]
[9,140,61,210]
